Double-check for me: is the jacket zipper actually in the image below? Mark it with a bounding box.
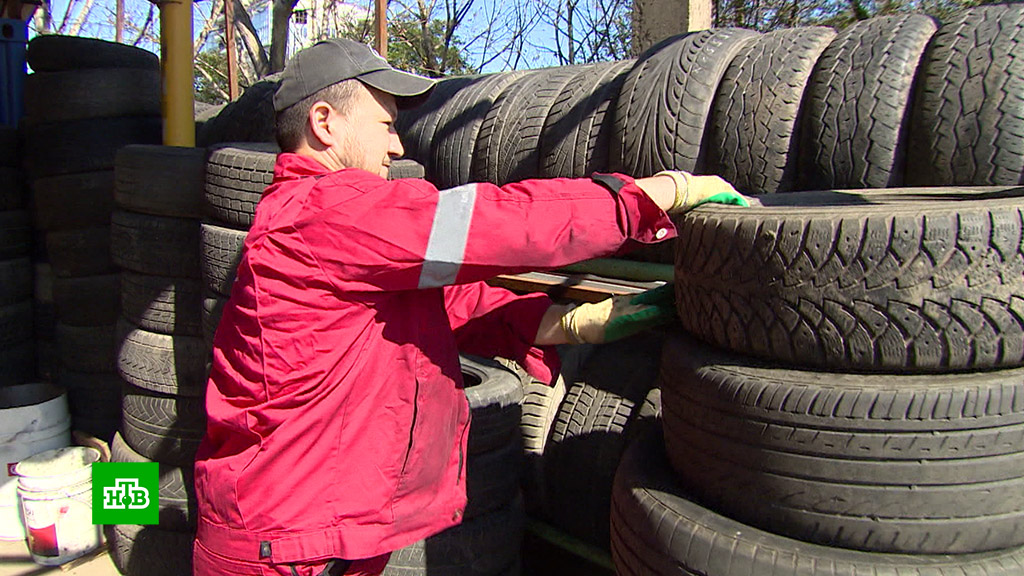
[399,378,420,478]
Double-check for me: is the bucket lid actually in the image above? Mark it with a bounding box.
[0,382,64,410]
[14,446,100,478]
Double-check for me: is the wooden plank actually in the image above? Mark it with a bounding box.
[487,272,664,303]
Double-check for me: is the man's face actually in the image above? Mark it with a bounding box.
[328,84,404,178]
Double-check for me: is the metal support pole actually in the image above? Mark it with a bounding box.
[224,0,238,100]
[0,17,26,127]
[158,0,194,146]
[374,0,386,58]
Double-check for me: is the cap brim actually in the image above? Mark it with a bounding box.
[358,68,436,109]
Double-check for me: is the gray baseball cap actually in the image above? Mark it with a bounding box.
[273,38,436,112]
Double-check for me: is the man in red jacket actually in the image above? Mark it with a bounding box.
[193,38,749,576]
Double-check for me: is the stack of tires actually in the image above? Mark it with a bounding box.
[611,5,1024,575]
[20,35,162,442]
[0,126,34,388]
[105,145,207,576]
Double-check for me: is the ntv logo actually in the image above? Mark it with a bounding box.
[102,479,150,510]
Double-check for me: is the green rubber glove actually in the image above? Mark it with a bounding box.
[561,284,677,344]
[657,170,753,213]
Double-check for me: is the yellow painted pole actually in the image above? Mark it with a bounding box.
[158,0,195,146]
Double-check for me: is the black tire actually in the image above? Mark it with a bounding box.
[111,432,198,531]
[539,61,633,179]
[115,145,207,218]
[26,35,159,72]
[461,354,524,455]
[55,322,116,373]
[396,75,480,171]
[0,126,19,167]
[22,116,162,179]
[110,210,201,278]
[204,143,278,228]
[0,210,31,259]
[383,494,525,576]
[613,29,758,177]
[0,341,35,386]
[465,439,521,520]
[105,523,194,576]
[519,376,565,517]
[662,331,1024,554]
[611,428,1024,576]
[0,167,26,210]
[430,72,526,189]
[121,382,206,468]
[52,273,120,326]
[388,158,426,180]
[30,171,115,231]
[473,67,584,185]
[196,74,280,147]
[45,226,114,278]
[0,256,32,305]
[24,68,161,122]
[116,319,208,396]
[542,332,663,549]
[0,300,33,349]
[120,271,203,336]
[708,27,836,194]
[202,293,227,349]
[674,186,1024,373]
[801,15,937,190]
[907,4,1024,186]
[58,370,122,420]
[200,222,246,296]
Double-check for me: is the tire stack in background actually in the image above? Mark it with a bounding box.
[20,35,162,443]
[0,126,34,388]
[105,145,207,576]
[611,5,1024,575]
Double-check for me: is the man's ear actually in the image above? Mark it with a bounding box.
[307,101,335,147]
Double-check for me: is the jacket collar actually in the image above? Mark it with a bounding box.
[273,152,332,182]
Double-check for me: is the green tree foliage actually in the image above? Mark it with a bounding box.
[714,0,1008,31]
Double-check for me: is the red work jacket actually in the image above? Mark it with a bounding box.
[193,153,676,566]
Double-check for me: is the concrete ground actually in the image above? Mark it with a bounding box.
[0,539,119,576]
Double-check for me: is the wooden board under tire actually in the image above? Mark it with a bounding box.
[674,186,1024,373]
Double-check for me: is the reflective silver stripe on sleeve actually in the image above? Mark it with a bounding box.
[418,183,478,288]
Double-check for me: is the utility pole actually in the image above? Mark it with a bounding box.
[374,0,386,58]
[632,0,712,54]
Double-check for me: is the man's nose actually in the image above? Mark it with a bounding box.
[390,132,405,158]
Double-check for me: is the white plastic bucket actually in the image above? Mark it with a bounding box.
[15,446,102,565]
[0,383,71,541]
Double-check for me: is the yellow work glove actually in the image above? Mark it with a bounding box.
[561,285,676,345]
[655,170,751,213]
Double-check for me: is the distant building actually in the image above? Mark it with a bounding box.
[249,0,366,60]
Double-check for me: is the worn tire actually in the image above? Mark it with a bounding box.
[200,222,246,296]
[430,72,525,189]
[115,145,207,218]
[115,319,208,396]
[22,116,162,179]
[196,75,280,147]
[662,332,1024,554]
[542,332,663,548]
[540,60,633,179]
[613,28,758,177]
[801,14,938,189]
[204,143,278,228]
[120,271,203,336]
[611,428,1024,576]
[110,210,201,278]
[707,27,836,194]
[24,68,161,122]
[26,35,159,72]
[30,171,115,231]
[674,186,1024,372]
[461,354,524,455]
[55,322,116,373]
[51,273,120,326]
[105,522,194,576]
[0,256,32,305]
[906,4,1024,186]
[396,75,480,172]
[122,382,205,468]
[45,226,114,278]
[0,167,25,210]
[0,210,31,259]
[388,158,426,180]
[473,67,583,185]
[111,432,198,531]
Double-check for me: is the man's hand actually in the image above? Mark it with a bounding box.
[560,284,676,345]
[655,170,751,213]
